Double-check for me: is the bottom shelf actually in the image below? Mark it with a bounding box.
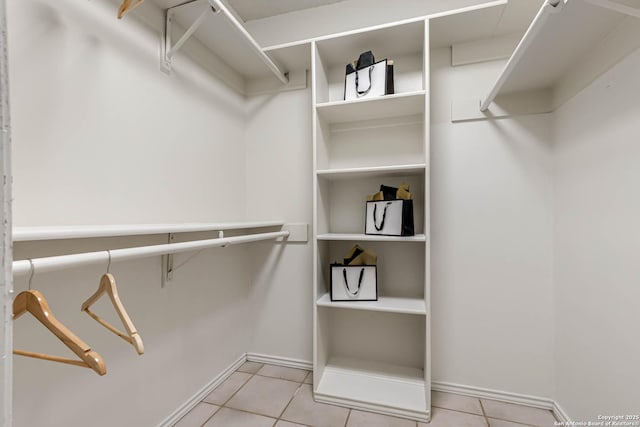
[314,357,429,421]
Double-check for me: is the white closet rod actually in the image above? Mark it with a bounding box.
[13,221,284,241]
[12,231,288,276]
[207,0,289,84]
[479,0,564,112]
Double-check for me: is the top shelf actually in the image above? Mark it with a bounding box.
[481,0,634,110]
[167,1,308,86]
[314,19,425,68]
[13,221,284,242]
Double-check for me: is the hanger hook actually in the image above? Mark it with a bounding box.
[28,259,35,290]
[107,250,112,274]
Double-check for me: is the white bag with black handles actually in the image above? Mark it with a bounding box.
[365,199,415,236]
[344,51,394,101]
[330,265,377,301]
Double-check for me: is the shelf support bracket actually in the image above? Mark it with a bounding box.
[161,233,175,287]
[161,3,217,74]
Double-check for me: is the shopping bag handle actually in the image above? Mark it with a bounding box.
[342,268,365,297]
[355,66,373,97]
[373,202,392,231]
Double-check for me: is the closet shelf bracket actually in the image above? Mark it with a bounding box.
[161,233,175,287]
[161,3,218,74]
[160,0,289,85]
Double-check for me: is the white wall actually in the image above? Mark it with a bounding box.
[10,0,246,226]
[553,47,640,420]
[8,0,254,425]
[244,87,314,361]
[430,48,555,397]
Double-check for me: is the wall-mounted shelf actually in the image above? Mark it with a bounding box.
[316,91,426,124]
[160,0,310,94]
[317,293,426,315]
[13,221,285,242]
[480,0,640,112]
[317,233,426,243]
[317,164,426,181]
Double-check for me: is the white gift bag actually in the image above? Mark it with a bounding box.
[365,200,415,236]
[330,265,377,301]
[344,59,391,101]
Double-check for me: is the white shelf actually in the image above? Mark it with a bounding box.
[13,221,284,242]
[482,0,634,109]
[168,1,287,82]
[317,233,426,243]
[314,20,425,68]
[429,0,510,49]
[316,91,426,124]
[317,293,426,315]
[317,164,426,180]
[263,41,311,76]
[315,357,428,421]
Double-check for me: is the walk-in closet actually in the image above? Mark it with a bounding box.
[0,0,638,426]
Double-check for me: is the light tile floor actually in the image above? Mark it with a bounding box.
[174,362,558,427]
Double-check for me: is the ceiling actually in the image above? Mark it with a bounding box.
[227,0,350,21]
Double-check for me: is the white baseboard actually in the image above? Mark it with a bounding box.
[432,381,555,410]
[157,354,247,427]
[553,400,572,424]
[433,381,572,424]
[246,352,313,370]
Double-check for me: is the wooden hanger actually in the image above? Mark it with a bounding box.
[13,290,107,376]
[82,273,144,355]
[118,0,144,19]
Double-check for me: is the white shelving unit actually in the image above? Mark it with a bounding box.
[311,18,431,422]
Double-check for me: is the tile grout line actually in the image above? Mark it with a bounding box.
[220,370,255,407]
[276,381,305,423]
[479,399,491,427]
[343,409,352,427]
[485,416,548,427]
[223,363,314,426]
[197,402,221,427]
[479,397,554,427]
[432,403,488,418]
[198,366,258,426]
[254,373,310,384]
[200,369,253,427]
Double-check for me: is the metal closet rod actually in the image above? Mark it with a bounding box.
[479,0,564,112]
[12,231,289,276]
